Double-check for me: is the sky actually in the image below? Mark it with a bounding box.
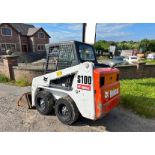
[33,23,155,42]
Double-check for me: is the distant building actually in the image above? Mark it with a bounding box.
[0,23,50,54]
[109,45,116,55]
[121,50,134,57]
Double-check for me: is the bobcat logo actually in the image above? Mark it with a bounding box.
[105,91,109,99]
[43,77,48,82]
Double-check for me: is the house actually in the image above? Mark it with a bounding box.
[121,50,134,57]
[0,23,50,54]
[121,49,140,58]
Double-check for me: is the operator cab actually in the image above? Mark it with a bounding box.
[45,40,109,73]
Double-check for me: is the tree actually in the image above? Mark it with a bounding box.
[94,40,110,52]
[117,42,130,50]
[94,39,155,52]
[148,40,155,52]
[139,39,150,52]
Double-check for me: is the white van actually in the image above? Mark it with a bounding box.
[147,53,155,60]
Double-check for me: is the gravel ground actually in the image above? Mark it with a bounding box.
[0,83,155,132]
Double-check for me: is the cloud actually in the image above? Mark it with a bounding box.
[48,30,82,42]
[44,23,82,42]
[97,23,133,33]
[33,23,82,42]
[97,31,133,38]
[34,23,134,42]
[67,23,82,31]
[96,23,134,41]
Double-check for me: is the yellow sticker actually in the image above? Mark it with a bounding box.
[56,71,62,77]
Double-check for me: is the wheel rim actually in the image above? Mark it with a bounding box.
[38,98,46,110]
[58,104,71,120]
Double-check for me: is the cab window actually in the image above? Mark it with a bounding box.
[78,44,95,61]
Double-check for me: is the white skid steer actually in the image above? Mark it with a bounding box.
[17,40,120,125]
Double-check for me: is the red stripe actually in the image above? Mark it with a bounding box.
[77,84,91,91]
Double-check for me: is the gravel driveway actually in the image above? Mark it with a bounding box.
[0,83,155,132]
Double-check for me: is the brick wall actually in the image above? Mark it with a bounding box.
[11,63,155,82]
[117,65,138,79]
[13,67,43,82]
[1,57,155,83]
[21,36,29,44]
[143,65,155,78]
[20,36,30,51]
[117,63,155,79]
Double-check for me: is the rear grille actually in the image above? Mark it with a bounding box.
[100,77,105,87]
[116,74,119,81]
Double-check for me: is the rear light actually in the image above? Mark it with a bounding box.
[100,77,105,87]
[116,74,119,81]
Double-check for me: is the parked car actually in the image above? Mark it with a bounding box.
[103,56,128,66]
[124,56,139,64]
[147,53,155,60]
[112,56,126,64]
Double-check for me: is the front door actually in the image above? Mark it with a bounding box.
[22,44,28,52]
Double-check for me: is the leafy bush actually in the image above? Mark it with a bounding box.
[0,74,9,83]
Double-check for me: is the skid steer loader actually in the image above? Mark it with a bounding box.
[18,40,120,125]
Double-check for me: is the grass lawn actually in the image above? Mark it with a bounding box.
[143,59,155,64]
[0,74,9,83]
[121,78,155,118]
[0,74,31,87]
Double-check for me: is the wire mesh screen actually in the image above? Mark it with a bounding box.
[45,43,74,73]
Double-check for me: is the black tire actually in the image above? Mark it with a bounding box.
[35,90,54,115]
[55,96,79,125]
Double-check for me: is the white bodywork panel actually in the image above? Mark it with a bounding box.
[31,62,96,120]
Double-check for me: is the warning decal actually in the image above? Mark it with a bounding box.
[77,84,91,91]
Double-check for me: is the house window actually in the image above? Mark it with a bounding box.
[1,44,16,52]
[37,44,45,51]
[1,44,6,51]
[1,28,12,36]
[38,32,45,38]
